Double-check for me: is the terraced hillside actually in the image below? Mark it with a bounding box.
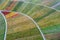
[0,0,60,40]
[2,11,43,40]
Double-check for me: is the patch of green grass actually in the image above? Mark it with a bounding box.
[42,24,60,34]
[0,13,6,40]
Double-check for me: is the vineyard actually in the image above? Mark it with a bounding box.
[0,0,60,40]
